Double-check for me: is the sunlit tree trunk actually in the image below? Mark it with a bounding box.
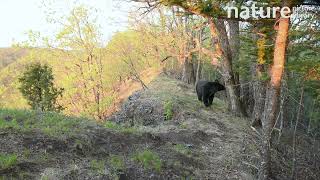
[210,19,246,116]
[252,34,267,127]
[258,12,291,180]
[182,57,196,84]
[181,15,196,84]
[195,29,203,85]
[252,77,266,127]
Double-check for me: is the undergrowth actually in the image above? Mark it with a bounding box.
[0,153,18,170]
[132,150,162,172]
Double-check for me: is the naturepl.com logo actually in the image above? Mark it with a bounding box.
[226,2,292,19]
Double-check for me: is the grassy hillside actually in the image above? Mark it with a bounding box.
[0,31,162,117]
[0,48,31,109]
[0,75,318,179]
[0,75,258,179]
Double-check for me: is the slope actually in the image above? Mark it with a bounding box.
[0,75,263,179]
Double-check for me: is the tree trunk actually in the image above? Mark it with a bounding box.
[252,32,267,127]
[307,100,316,134]
[291,86,304,180]
[228,19,240,93]
[281,73,290,128]
[195,58,202,84]
[182,57,196,84]
[209,19,246,116]
[252,77,266,128]
[277,74,290,143]
[248,20,274,123]
[181,16,196,85]
[258,12,291,180]
[195,29,203,85]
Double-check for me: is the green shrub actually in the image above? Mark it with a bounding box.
[103,121,138,134]
[18,63,64,112]
[0,153,18,170]
[109,155,125,170]
[104,121,118,129]
[22,149,31,159]
[0,118,20,130]
[90,159,105,175]
[132,150,162,172]
[173,144,191,155]
[164,100,174,120]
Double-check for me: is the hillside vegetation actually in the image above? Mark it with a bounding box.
[0,76,258,179]
[0,31,162,117]
[1,75,318,179]
[0,1,319,179]
[0,48,28,70]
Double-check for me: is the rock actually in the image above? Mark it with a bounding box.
[128,91,142,101]
[110,94,165,127]
[4,116,13,121]
[40,168,64,180]
[240,172,255,180]
[186,144,193,148]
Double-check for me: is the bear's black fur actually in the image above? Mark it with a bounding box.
[196,80,226,107]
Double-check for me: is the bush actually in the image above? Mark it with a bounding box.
[109,155,125,170]
[164,100,173,120]
[19,63,64,112]
[0,153,18,170]
[90,159,105,175]
[132,150,162,172]
[0,118,19,130]
[173,144,191,156]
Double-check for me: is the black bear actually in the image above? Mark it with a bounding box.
[196,80,226,107]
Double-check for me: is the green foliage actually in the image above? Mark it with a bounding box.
[0,153,18,170]
[18,63,64,112]
[108,154,126,179]
[0,118,20,130]
[40,176,49,180]
[0,108,93,137]
[132,150,162,172]
[260,72,271,82]
[104,121,118,129]
[90,159,106,175]
[109,155,125,170]
[164,100,174,120]
[0,6,162,119]
[22,149,31,159]
[103,121,138,134]
[173,144,191,156]
[286,12,320,134]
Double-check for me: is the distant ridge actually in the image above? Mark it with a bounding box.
[0,48,29,69]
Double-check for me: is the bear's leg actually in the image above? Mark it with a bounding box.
[196,84,202,101]
[197,93,202,101]
[203,99,210,107]
[202,89,210,107]
[208,94,214,106]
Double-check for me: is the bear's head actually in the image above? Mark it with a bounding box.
[214,80,226,91]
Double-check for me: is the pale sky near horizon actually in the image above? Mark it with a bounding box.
[0,0,130,47]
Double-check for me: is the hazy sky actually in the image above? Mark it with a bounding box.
[0,0,130,47]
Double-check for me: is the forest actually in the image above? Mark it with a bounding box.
[0,0,319,179]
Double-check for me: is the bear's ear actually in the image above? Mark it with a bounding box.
[214,79,219,83]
